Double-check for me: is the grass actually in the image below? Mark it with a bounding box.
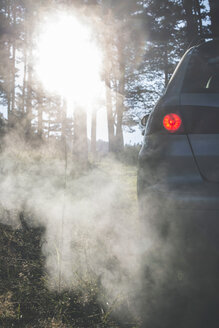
[0,155,141,328]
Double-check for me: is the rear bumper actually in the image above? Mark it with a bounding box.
[139,184,219,249]
[144,183,219,211]
[138,133,219,211]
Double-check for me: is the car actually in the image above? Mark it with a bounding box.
[138,39,219,219]
[137,39,219,327]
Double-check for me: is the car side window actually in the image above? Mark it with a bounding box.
[182,43,219,94]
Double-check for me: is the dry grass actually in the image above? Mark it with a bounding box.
[0,156,141,328]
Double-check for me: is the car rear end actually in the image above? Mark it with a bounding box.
[138,41,219,326]
[138,40,219,214]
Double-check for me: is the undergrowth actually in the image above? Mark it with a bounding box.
[0,157,141,328]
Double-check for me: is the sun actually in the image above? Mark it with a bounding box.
[35,12,104,111]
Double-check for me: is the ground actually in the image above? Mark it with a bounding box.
[0,155,142,328]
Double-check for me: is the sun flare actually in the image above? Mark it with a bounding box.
[35,12,103,111]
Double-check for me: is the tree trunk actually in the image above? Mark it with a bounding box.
[7,39,11,121]
[209,0,219,37]
[26,59,32,136]
[194,0,204,38]
[73,106,88,165]
[115,62,124,152]
[61,99,67,141]
[22,19,27,113]
[25,7,34,137]
[105,73,115,152]
[22,48,27,113]
[37,102,43,138]
[183,0,199,46]
[11,44,16,112]
[11,3,16,113]
[48,105,51,140]
[6,1,11,122]
[164,47,169,87]
[91,107,97,154]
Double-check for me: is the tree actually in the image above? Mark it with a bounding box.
[102,9,115,152]
[91,107,97,154]
[209,0,219,37]
[0,0,211,157]
[73,106,88,165]
[124,0,184,127]
[0,0,16,119]
[194,0,204,38]
[183,0,199,45]
[101,0,141,152]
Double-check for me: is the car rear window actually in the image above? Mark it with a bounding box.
[182,41,219,94]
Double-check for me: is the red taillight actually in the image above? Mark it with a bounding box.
[163,113,182,133]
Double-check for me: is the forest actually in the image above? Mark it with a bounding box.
[0,0,218,157]
[0,1,219,327]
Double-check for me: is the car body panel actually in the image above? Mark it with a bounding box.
[181,93,219,107]
[187,134,219,182]
[180,93,219,182]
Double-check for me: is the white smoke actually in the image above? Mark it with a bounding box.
[0,132,151,321]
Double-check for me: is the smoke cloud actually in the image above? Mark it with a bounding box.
[1,130,219,327]
[0,132,151,321]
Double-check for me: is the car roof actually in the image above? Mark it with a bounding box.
[165,40,219,97]
[192,39,219,57]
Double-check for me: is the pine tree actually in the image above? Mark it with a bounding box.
[209,0,219,37]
